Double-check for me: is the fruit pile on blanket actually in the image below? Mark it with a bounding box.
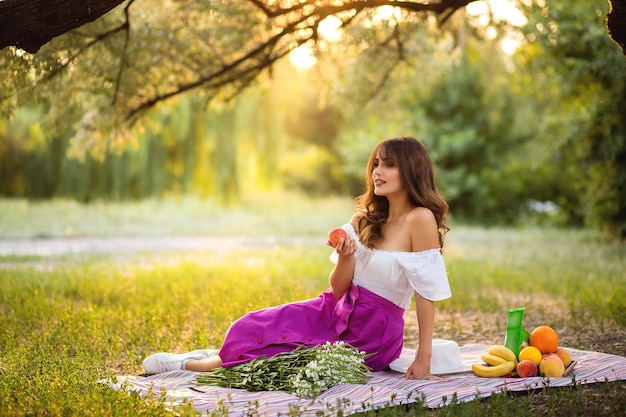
[472,309,576,378]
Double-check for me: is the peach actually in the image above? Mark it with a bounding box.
[516,359,538,378]
[555,347,571,368]
[539,353,565,377]
[328,228,347,248]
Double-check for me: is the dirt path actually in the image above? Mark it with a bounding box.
[0,235,318,256]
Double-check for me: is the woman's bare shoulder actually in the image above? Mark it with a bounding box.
[406,207,439,250]
[406,206,436,225]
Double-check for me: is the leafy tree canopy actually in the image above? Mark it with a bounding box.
[0,0,479,149]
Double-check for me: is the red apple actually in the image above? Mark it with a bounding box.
[328,228,347,247]
[516,359,538,378]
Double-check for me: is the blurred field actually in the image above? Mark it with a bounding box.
[0,192,353,238]
[0,194,624,416]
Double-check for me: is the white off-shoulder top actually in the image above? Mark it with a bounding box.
[330,223,451,309]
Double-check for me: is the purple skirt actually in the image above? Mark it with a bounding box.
[218,285,405,371]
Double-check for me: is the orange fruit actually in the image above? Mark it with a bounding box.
[529,325,559,354]
[518,345,543,366]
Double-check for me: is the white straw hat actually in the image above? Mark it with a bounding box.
[389,339,478,375]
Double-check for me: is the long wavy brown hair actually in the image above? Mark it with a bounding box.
[355,136,449,248]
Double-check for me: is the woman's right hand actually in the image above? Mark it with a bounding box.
[331,236,357,256]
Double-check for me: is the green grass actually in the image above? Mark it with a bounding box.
[442,226,626,324]
[358,381,626,417]
[0,194,625,416]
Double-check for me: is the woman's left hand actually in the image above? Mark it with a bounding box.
[331,236,357,256]
[403,360,443,381]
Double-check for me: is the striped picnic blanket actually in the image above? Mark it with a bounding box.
[105,344,626,415]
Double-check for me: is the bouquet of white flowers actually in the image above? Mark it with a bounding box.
[195,341,371,398]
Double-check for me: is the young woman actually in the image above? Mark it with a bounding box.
[143,136,451,380]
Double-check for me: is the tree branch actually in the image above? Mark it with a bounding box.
[1,0,483,124]
[125,1,475,120]
[126,18,312,122]
[112,0,135,107]
[363,24,405,104]
[0,0,126,53]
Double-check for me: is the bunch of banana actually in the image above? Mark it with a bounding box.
[472,345,518,378]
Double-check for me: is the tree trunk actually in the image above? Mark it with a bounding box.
[0,0,125,53]
[608,0,626,55]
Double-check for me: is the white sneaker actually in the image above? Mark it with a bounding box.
[142,349,217,374]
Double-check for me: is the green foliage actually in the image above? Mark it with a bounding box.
[0,89,289,201]
[334,35,545,225]
[0,56,357,201]
[514,0,626,237]
[2,0,625,238]
[0,1,272,147]
[280,145,345,195]
[286,98,343,149]
[405,48,533,223]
